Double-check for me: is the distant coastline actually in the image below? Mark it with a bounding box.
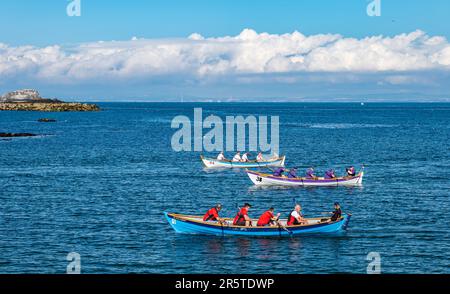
[0,89,100,112]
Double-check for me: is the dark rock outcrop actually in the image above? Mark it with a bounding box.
[38,118,57,122]
[0,102,100,112]
[0,133,37,137]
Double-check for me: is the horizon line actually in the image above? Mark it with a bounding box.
[76,100,450,103]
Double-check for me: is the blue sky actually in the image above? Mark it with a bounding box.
[0,0,449,101]
[1,0,450,45]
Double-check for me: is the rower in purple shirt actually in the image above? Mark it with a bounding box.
[306,167,316,179]
[287,167,298,178]
[273,167,285,177]
[325,169,336,179]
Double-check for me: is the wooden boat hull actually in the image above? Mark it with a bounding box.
[201,155,285,168]
[246,170,364,187]
[164,212,350,237]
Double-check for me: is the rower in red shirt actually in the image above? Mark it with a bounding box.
[257,207,281,226]
[233,203,252,226]
[203,204,223,222]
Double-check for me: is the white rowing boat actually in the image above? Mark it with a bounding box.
[246,169,364,187]
[201,155,286,168]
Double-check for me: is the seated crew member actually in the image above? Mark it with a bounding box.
[324,169,336,179]
[233,203,252,226]
[329,202,342,221]
[287,167,298,178]
[256,152,264,162]
[346,166,356,177]
[257,207,281,227]
[287,204,308,226]
[273,167,285,177]
[203,203,223,222]
[306,167,316,179]
[241,152,250,162]
[232,152,242,162]
[216,151,226,161]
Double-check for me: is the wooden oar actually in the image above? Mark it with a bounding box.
[263,166,276,173]
[276,220,292,235]
[220,219,225,236]
[265,166,289,174]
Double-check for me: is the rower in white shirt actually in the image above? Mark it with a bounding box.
[241,152,249,162]
[217,151,225,161]
[256,152,264,162]
[287,204,308,225]
[232,152,242,162]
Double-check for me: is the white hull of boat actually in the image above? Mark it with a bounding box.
[247,170,364,187]
[201,155,285,168]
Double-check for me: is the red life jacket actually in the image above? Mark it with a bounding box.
[233,208,248,225]
[257,210,274,226]
[287,211,301,226]
[203,207,219,221]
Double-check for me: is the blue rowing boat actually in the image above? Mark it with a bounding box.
[164,212,351,237]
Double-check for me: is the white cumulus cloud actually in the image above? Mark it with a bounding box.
[0,29,449,85]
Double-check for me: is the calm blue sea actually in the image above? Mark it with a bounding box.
[0,103,449,273]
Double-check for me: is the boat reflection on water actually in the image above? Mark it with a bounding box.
[168,232,349,273]
[234,238,252,257]
[255,238,286,261]
[204,237,225,255]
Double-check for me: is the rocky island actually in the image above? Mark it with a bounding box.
[0,89,100,112]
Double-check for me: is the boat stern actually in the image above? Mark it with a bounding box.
[280,155,286,167]
[342,214,352,231]
[356,172,364,185]
[316,214,351,234]
[267,155,285,167]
